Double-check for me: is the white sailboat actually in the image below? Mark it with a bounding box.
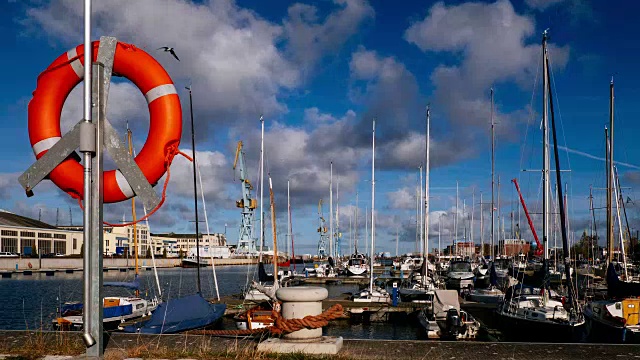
[352,119,391,304]
[495,31,584,342]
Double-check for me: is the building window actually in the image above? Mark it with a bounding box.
[106,240,109,246]
[21,239,35,254]
[54,234,66,239]
[1,238,18,253]
[20,231,35,238]
[38,233,52,239]
[38,240,52,254]
[1,230,18,237]
[54,241,66,254]
[73,238,77,250]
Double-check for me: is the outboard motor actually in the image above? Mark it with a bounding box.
[444,308,461,339]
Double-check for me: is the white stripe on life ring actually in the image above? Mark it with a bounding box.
[67,48,84,79]
[144,84,177,104]
[32,137,61,156]
[115,170,135,198]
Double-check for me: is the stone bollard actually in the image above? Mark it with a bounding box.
[277,286,327,340]
[257,286,343,355]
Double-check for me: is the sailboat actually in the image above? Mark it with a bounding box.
[122,87,225,334]
[351,119,391,304]
[495,31,584,342]
[583,81,640,344]
[54,126,160,331]
[400,106,437,303]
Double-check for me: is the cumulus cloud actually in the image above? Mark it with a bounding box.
[525,0,565,10]
[404,0,570,146]
[284,0,374,75]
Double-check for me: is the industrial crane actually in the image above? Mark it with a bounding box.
[317,199,328,258]
[511,178,543,256]
[233,141,258,255]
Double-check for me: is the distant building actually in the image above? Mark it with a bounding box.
[0,209,227,258]
[498,239,531,257]
[0,210,82,256]
[151,232,227,254]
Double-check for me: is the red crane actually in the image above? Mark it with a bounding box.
[512,178,543,257]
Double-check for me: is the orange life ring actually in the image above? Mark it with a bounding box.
[28,41,182,203]
[28,262,32,269]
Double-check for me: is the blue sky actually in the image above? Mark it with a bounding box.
[1,0,640,255]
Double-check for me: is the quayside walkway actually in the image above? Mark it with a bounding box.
[1,330,640,360]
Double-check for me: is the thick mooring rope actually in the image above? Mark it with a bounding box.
[187,304,344,337]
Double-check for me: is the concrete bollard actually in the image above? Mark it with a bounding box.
[276,286,328,340]
[258,286,342,355]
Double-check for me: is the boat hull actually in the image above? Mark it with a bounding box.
[496,311,585,342]
[584,309,640,344]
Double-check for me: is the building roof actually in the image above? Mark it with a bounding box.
[151,232,224,238]
[0,210,57,230]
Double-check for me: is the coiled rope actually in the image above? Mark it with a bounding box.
[188,304,344,337]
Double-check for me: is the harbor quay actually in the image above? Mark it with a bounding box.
[1,330,640,360]
[0,257,257,272]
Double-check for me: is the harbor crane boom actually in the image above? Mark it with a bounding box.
[512,178,543,256]
[234,141,257,255]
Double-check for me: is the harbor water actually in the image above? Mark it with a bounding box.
[0,265,423,340]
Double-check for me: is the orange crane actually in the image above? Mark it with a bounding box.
[511,178,543,257]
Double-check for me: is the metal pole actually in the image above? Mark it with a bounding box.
[425,106,430,263]
[259,116,264,262]
[81,0,97,353]
[86,62,104,357]
[490,87,495,260]
[542,32,550,262]
[419,165,423,256]
[480,192,484,256]
[329,162,333,259]
[370,119,375,294]
[187,87,201,294]
[607,79,615,268]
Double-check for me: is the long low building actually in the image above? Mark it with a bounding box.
[0,210,229,258]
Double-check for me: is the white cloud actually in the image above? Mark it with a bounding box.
[525,0,565,10]
[386,187,416,210]
[404,0,570,144]
[27,0,299,127]
[284,0,374,74]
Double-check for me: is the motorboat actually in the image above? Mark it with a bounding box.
[53,296,158,331]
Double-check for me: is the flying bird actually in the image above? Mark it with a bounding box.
[157,46,180,61]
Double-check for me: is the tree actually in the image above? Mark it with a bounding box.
[146,247,152,259]
[162,247,167,259]
[571,231,598,260]
[179,248,184,259]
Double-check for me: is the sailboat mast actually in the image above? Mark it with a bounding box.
[288,179,293,267]
[455,181,458,256]
[126,126,140,297]
[424,105,430,268]
[480,192,484,256]
[607,79,615,268]
[355,191,359,253]
[546,39,576,309]
[490,88,495,260]
[370,119,376,294]
[187,86,201,294]
[329,162,334,259]
[419,165,424,256]
[542,32,550,263]
[336,179,340,258]
[268,176,278,287]
[259,116,265,263]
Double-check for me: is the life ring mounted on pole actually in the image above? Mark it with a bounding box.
[28,41,182,204]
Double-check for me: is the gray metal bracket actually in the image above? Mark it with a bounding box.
[18,36,161,209]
